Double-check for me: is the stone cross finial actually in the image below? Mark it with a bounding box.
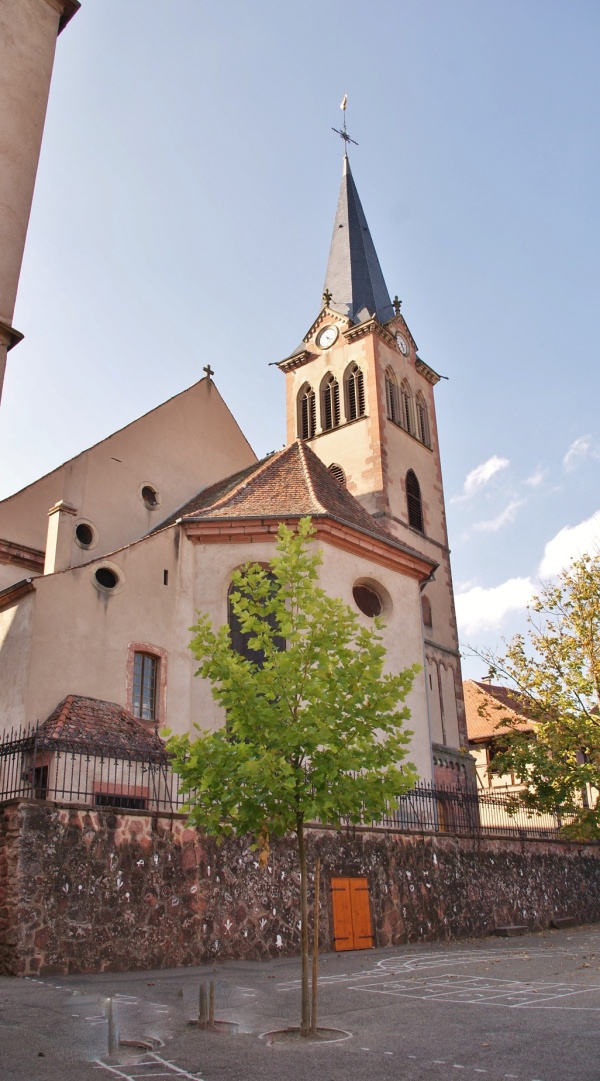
[203,364,214,381]
[322,288,332,307]
[393,295,402,315]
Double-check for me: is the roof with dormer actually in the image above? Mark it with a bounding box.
[323,154,393,325]
[156,439,436,573]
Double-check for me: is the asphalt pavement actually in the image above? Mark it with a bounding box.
[1,926,600,1081]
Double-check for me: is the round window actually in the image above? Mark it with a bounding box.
[74,519,97,550]
[75,523,94,546]
[353,584,383,618]
[95,567,118,589]
[141,484,159,509]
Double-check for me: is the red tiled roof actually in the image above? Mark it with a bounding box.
[167,439,433,566]
[464,680,535,742]
[39,696,165,757]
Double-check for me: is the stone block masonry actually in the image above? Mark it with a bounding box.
[1,800,600,976]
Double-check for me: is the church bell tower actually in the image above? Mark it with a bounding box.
[278,149,470,779]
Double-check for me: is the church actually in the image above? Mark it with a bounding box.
[0,0,471,793]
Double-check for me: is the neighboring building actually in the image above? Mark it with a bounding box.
[0,0,80,403]
[0,2,473,795]
[464,679,534,792]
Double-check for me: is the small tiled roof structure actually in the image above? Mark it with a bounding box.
[38,695,165,758]
[464,680,535,743]
[157,439,434,569]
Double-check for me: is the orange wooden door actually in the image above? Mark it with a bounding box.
[331,877,373,951]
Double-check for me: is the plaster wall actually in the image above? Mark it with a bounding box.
[0,380,256,574]
[5,525,433,783]
[0,594,34,729]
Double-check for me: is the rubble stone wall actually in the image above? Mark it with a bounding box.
[1,800,600,976]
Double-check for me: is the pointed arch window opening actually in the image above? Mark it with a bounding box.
[346,363,366,421]
[322,373,341,432]
[298,384,317,440]
[406,469,424,533]
[416,393,430,447]
[385,367,399,424]
[401,382,414,435]
[228,577,286,670]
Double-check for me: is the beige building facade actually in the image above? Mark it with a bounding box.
[0,8,473,794]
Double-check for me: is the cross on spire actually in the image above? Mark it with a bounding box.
[322,288,332,307]
[203,364,214,381]
[332,93,358,148]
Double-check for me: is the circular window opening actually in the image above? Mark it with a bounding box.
[75,523,94,547]
[141,485,159,509]
[353,584,383,618]
[95,567,118,590]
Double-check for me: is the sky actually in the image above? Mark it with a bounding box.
[1,0,599,679]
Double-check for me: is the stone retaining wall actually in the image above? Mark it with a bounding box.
[1,800,600,976]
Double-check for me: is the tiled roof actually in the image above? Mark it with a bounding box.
[172,439,433,566]
[39,695,165,757]
[464,680,535,742]
[155,460,263,530]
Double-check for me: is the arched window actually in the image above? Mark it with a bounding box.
[321,373,341,431]
[421,594,433,630]
[228,578,286,668]
[385,367,399,423]
[345,363,365,421]
[328,463,346,486]
[416,392,430,446]
[400,380,413,434]
[298,384,316,439]
[406,469,424,532]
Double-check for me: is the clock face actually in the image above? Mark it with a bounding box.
[316,325,339,349]
[396,332,409,355]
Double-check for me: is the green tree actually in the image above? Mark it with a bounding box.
[166,518,418,1035]
[476,553,600,837]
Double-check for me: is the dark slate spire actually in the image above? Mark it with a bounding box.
[323,154,393,325]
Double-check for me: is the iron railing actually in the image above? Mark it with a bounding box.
[0,724,568,838]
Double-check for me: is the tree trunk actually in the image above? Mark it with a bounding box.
[297,816,310,1036]
[310,853,321,1035]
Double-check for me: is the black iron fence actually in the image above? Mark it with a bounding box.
[0,724,566,838]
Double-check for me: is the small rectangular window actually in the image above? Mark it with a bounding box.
[132,652,158,721]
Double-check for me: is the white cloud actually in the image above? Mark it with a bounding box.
[538,510,600,577]
[563,435,598,472]
[455,577,534,635]
[451,455,510,503]
[524,468,545,488]
[474,499,523,533]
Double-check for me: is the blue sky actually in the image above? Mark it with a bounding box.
[1,0,599,677]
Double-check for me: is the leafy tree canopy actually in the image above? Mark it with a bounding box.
[475,553,600,836]
[166,517,419,841]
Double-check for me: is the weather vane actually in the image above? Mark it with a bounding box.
[332,94,358,147]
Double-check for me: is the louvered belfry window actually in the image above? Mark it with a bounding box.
[416,393,430,446]
[385,367,399,423]
[347,363,365,421]
[322,374,341,431]
[406,469,424,532]
[401,381,413,434]
[132,652,158,721]
[298,385,316,439]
